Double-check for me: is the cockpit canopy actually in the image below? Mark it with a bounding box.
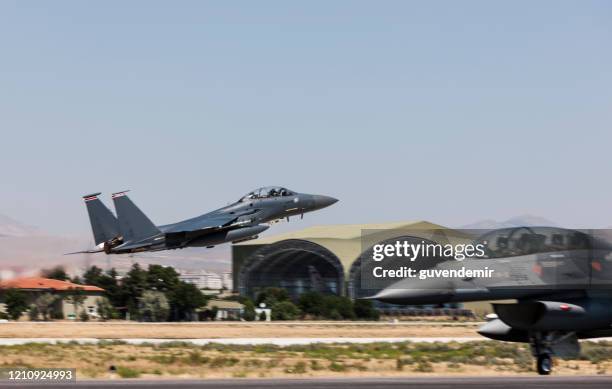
[239,186,295,202]
[473,227,612,258]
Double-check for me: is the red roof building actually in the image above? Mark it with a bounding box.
[0,277,104,292]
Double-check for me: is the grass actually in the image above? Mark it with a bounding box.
[116,366,141,378]
[1,341,612,378]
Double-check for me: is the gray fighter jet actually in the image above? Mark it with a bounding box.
[369,227,612,375]
[72,187,337,255]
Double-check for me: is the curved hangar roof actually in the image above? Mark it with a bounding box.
[234,220,463,274]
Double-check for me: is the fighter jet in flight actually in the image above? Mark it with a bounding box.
[72,187,337,255]
[369,226,612,375]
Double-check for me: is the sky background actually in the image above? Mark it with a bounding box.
[0,1,611,236]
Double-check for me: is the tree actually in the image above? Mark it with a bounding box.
[65,287,86,319]
[146,264,180,293]
[4,289,29,320]
[96,296,116,321]
[256,287,289,307]
[353,299,380,320]
[242,300,256,321]
[34,293,58,321]
[168,282,207,321]
[121,264,148,317]
[271,301,300,320]
[41,266,68,281]
[28,305,39,321]
[138,290,170,322]
[83,266,123,313]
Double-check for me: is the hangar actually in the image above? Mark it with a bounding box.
[232,221,470,301]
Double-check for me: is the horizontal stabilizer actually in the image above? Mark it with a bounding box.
[65,248,105,255]
[112,191,161,242]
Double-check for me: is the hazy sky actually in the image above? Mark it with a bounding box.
[1,1,611,236]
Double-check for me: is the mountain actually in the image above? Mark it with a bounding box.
[0,214,42,237]
[459,214,559,230]
[0,213,231,278]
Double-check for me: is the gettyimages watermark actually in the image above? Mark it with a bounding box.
[0,368,75,382]
[359,228,612,290]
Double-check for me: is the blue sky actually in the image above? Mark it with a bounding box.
[0,1,611,234]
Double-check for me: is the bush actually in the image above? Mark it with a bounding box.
[297,292,356,320]
[353,299,380,320]
[258,310,267,321]
[79,310,89,322]
[116,366,140,378]
[271,301,300,320]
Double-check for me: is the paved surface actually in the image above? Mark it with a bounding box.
[1,377,612,389]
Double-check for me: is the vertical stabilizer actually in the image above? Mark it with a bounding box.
[112,191,161,242]
[83,193,120,245]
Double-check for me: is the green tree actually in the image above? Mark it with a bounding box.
[121,263,148,317]
[146,264,180,293]
[34,293,58,321]
[65,287,86,319]
[168,282,207,321]
[242,300,256,321]
[4,289,29,320]
[83,266,124,313]
[41,266,68,281]
[138,290,170,322]
[28,305,39,321]
[96,296,116,321]
[271,301,300,320]
[256,287,290,307]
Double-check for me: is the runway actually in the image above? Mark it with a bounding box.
[1,376,611,389]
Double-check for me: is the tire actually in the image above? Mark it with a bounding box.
[537,354,552,375]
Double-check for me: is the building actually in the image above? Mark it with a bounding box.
[232,221,485,316]
[179,270,223,290]
[201,299,244,320]
[221,271,233,290]
[0,277,105,320]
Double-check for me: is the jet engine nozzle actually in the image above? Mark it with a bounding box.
[494,301,589,331]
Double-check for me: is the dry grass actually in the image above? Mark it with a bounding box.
[0,321,479,339]
[1,341,611,379]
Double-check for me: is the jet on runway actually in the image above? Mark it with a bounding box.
[369,226,612,375]
[72,187,337,255]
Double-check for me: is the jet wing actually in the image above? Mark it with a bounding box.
[161,210,258,234]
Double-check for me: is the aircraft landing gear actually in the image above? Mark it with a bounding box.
[536,354,552,375]
[530,332,554,375]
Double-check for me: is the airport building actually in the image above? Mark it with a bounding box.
[232,221,478,314]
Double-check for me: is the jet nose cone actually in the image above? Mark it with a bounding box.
[312,195,339,209]
[368,287,453,305]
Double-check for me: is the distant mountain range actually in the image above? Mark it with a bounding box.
[0,214,42,237]
[0,213,231,278]
[458,214,559,230]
